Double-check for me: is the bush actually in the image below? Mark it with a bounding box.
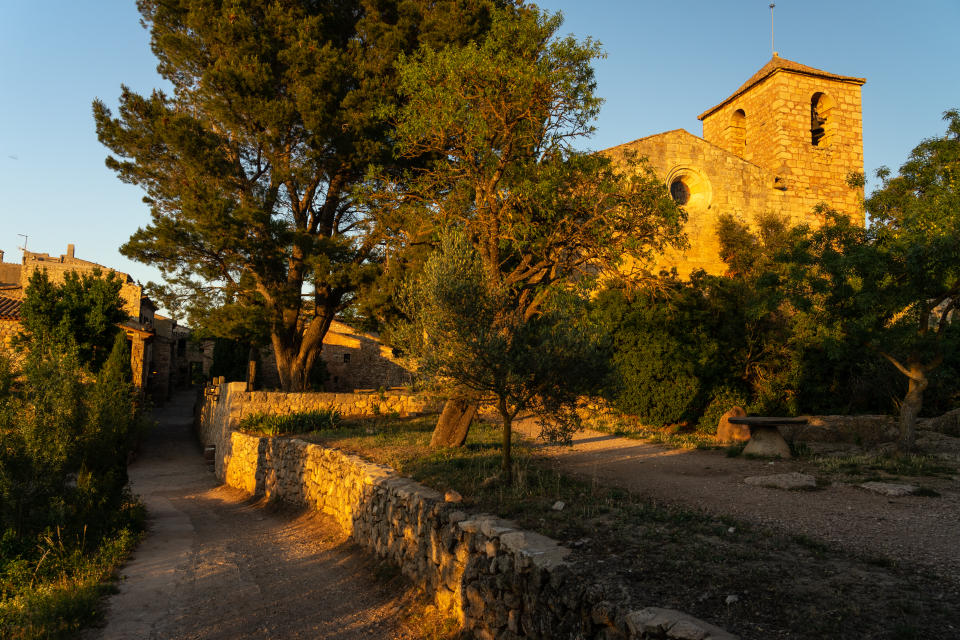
[697,386,749,433]
[238,409,342,436]
[592,284,728,427]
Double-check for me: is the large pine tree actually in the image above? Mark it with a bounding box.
[95,0,501,390]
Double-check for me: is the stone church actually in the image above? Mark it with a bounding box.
[607,54,865,277]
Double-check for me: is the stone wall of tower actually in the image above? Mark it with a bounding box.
[701,72,864,224]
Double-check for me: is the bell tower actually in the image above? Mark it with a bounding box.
[698,55,866,225]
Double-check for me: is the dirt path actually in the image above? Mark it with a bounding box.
[90,390,420,640]
[513,419,960,580]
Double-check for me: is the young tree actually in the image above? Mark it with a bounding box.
[17,268,126,372]
[383,6,683,469]
[860,110,960,450]
[400,233,606,481]
[94,0,501,391]
[1,293,142,540]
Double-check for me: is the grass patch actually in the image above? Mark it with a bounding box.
[0,501,145,639]
[814,452,957,480]
[239,409,342,436]
[302,414,960,640]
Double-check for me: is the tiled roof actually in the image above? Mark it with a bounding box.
[698,55,866,120]
[0,296,21,320]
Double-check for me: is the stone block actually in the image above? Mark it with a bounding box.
[716,407,749,442]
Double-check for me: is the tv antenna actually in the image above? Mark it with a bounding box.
[769,3,777,56]
[17,234,28,252]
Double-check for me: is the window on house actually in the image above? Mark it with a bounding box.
[343,353,351,363]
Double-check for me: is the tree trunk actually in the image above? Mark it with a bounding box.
[499,397,513,485]
[897,364,928,453]
[430,396,478,447]
[245,344,258,392]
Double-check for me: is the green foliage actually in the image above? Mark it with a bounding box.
[593,208,918,429]
[1,282,146,637]
[0,503,144,639]
[378,5,681,478]
[208,337,249,383]
[17,268,126,372]
[0,337,143,542]
[591,285,703,426]
[95,0,501,391]
[238,409,342,437]
[398,232,606,445]
[697,386,749,433]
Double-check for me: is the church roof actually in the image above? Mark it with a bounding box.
[698,54,866,121]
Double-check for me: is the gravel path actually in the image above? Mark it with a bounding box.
[89,390,419,640]
[513,419,960,580]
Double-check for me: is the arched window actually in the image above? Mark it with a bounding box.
[729,109,746,155]
[810,92,836,147]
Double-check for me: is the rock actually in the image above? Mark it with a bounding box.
[624,607,737,640]
[716,407,749,442]
[741,426,792,458]
[551,500,565,511]
[724,595,739,605]
[744,472,816,490]
[859,481,918,497]
[444,489,463,503]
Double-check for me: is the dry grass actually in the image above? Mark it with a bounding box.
[297,413,960,640]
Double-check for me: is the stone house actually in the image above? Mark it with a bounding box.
[0,245,202,401]
[607,54,865,277]
[255,319,413,392]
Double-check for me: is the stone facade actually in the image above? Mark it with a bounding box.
[256,319,413,392]
[0,245,203,401]
[198,383,736,640]
[609,55,865,277]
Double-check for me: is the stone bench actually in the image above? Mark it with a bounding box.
[728,416,808,458]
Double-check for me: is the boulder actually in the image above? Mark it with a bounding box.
[716,407,749,443]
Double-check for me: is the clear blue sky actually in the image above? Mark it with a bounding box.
[2,0,958,291]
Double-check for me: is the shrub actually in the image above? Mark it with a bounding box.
[696,386,749,433]
[238,409,342,436]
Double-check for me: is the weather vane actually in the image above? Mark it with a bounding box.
[769,3,777,56]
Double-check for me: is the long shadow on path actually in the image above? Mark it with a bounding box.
[90,390,416,640]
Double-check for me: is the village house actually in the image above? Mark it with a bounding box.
[0,245,205,401]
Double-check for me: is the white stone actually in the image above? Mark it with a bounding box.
[551,500,565,511]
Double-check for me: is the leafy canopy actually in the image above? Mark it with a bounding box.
[17,268,127,373]
[383,6,682,478]
[95,0,500,390]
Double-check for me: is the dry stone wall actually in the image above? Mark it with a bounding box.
[198,383,736,640]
